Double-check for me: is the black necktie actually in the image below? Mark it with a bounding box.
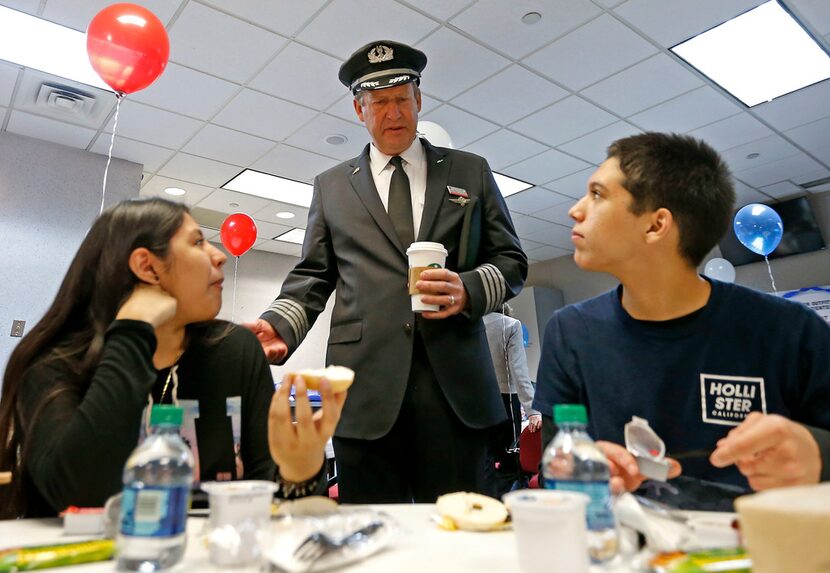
[388,156,415,247]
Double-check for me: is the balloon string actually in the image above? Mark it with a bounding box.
[764,255,777,295]
[232,256,239,323]
[100,93,124,215]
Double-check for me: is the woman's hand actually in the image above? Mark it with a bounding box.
[268,374,347,483]
[116,284,177,327]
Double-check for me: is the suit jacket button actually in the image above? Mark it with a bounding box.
[404,322,412,333]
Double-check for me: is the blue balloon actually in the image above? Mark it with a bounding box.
[733,204,783,256]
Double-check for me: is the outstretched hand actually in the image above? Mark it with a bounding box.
[116,284,177,328]
[242,319,288,363]
[268,374,347,483]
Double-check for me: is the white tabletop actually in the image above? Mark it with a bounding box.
[0,504,646,572]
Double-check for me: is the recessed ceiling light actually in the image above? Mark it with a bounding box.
[0,5,111,91]
[164,187,186,196]
[671,0,830,107]
[223,169,313,208]
[276,211,295,219]
[229,202,240,208]
[325,134,348,145]
[522,12,542,25]
[493,172,534,198]
[275,228,306,245]
[746,152,761,159]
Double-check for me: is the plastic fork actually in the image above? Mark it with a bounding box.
[293,520,384,565]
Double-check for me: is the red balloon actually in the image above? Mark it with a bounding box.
[220,213,258,257]
[86,3,170,94]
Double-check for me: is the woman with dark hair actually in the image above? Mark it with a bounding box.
[0,198,344,518]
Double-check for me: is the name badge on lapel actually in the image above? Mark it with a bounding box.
[447,185,470,206]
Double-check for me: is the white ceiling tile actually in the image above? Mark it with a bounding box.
[689,113,774,152]
[140,175,215,206]
[787,0,830,35]
[183,124,275,166]
[250,42,344,111]
[12,69,115,129]
[526,245,573,262]
[252,219,294,241]
[297,0,439,59]
[157,153,241,187]
[753,80,830,131]
[420,104,499,149]
[722,135,801,174]
[90,136,174,173]
[614,0,765,46]
[254,239,302,257]
[199,0,328,36]
[518,236,546,252]
[511,213,556,236]
[41,0,179,31]
[284,113,370,160]
[557,121,641,164]
[628,86,742,133]
[129,63,239,121]
[809,144,830,166]
[544,167,595,199]
[0,61,19,106]
[759,181,803,200]
[198,188,272,215]
[251,200,311,229]
[535,198,577,226]
[462,130,547,171]
[525,223,574,248]
[785,116,830,153]
[252,144,339,184]
[168,3,287,84]
[732,179,772,206]
[506,187,574,215]
[452,65,568,125]
[414,27,510,100]
[214,89,318,142]
[451,0,601,59]
[199,226,219,241]
[504,148,592,185]
[6,110,95,148]
[595,0,626,6]
[511,96,617,147]
[399,0,475,21]
[582,54,703,116]
[103,100,203,149]
[2,0,38,15]
[524,14,657,91]
[735,153,827,188]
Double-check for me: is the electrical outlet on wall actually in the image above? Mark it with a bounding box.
[10,320,25,337]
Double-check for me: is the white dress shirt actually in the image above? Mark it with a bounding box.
[368,138,427,240]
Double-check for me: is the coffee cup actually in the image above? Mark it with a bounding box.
[406,241,448,313]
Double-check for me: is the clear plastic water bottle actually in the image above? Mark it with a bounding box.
[542,404,619,564]
[117,405,194,571]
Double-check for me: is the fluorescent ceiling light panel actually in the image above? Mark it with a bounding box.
[494,172,533,198]
[275,228,306,244]
[223,169,313,208]
[671,0,830,107]
[0,6,111,91]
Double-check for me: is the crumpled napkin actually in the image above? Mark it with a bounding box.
[259,509,400,573]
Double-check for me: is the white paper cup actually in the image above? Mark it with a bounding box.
[406,241,448,313]
[503,489,590,573]
[202,480,277,566]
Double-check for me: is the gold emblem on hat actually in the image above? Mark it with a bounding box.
[367,45,394,64]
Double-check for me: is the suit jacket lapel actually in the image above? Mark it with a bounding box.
[417,139,450,241]
[348,145,406,254]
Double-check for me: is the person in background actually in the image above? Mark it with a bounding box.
[0,198,345,518]
[532,133,830,500]
[245,40,527,503]
[483,303,541,496]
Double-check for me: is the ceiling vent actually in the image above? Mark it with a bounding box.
[36,82,97,116]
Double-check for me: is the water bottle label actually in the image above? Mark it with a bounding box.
[544,479,615,530]
[120,485,190,537]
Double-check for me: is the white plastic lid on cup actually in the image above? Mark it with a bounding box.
[202,480,277,526]
[406,241,447,259]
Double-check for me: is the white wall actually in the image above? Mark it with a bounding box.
[213,246,333,381]
[0,132,141,375]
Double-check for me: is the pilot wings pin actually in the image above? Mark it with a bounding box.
[447,185,470,206]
